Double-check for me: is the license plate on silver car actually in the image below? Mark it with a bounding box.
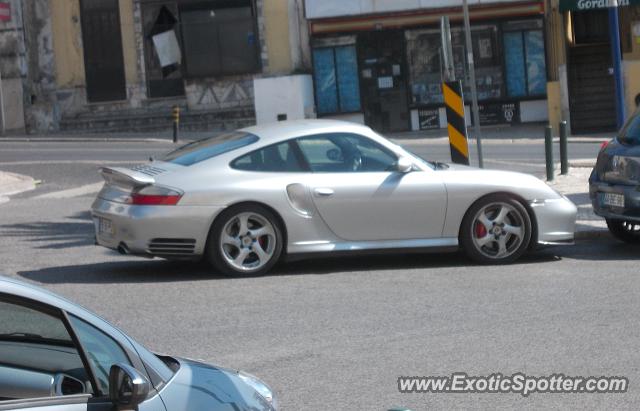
[601,192,625,208]
[97,217,114,236]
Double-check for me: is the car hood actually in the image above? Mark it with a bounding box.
[158,357,275,411]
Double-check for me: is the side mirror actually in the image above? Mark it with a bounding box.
[109,363,150,408]
[396,157,414,173]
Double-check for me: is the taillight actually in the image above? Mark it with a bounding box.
[600,140,610,151]
[128,185,183,206]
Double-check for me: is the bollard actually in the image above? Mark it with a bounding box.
[172,105,180,143]
[545,125,554,182]
[559,120,568,175]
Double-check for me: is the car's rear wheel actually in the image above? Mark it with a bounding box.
[606,219,640,244]
[208,205,283,277]
[460,194,532,264]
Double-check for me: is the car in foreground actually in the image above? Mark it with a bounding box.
[0,276,277,410]
[92,119,576,276]
[590,109,640,243]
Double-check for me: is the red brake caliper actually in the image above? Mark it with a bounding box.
[475,222,487,238]
[258,236,267,249]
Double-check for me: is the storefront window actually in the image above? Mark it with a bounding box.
[504,29,547,97]
[406,25,503,106]
[312,45,361,115]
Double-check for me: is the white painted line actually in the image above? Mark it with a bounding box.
[35,182,105,199]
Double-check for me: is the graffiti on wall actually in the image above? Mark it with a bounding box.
[185,79,254,110]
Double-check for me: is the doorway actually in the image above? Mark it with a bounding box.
[80,0,127,103]
[567,10,617,133]
[357,31,410,133]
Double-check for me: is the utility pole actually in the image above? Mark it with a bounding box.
[463,0,484,168]
[608,1,625,130]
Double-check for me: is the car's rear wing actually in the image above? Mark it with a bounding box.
[100,167,154,188]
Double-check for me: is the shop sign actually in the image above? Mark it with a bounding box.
[0,2,10,22]
[471,102,520,126]
[418,109,440,130]
[559,0,639,12]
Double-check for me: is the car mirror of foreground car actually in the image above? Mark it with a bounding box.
[396,157,414,173]
[109,363,150,408]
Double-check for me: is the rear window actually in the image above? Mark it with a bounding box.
[162,132,259,166]
[619,112,640,145]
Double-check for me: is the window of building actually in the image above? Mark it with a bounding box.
[296,133,397,172]
[406,25,503,106]
[503,28,547,97]
[312,45,361,115]
[180,0,260,77]
[232,142,306,172]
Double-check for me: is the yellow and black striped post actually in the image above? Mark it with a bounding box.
[443,81,470,165]
[172,105,180,143]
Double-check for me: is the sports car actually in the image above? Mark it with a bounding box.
[91,120,577,276]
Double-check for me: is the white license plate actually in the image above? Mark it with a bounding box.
[97,217,114,236]
[601,192,625,208]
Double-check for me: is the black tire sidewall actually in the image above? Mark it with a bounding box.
[207,204,284,277]
[460,194,532,264]
[606,219,640,244]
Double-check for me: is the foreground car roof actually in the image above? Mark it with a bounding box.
[240,119,375,142]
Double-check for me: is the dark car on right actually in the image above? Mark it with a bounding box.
[589,110,640,243]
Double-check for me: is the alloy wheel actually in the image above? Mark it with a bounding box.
[219,212,277,272]
[471,202,526,260]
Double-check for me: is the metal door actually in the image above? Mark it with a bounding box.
[80,0,127,102]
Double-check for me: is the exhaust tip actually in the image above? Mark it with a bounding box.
[117,243,129,255]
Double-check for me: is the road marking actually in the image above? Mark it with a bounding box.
[34,182,104,199]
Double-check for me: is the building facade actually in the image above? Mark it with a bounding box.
[304,0,550,133]
[546,0,640,133]
[0,0,310,133]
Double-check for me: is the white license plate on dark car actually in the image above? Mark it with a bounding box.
[601,192,625,208]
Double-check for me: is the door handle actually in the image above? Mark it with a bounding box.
[314,188,334,197]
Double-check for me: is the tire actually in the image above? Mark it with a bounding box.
[460,194,532,264]
[207,204,284,277]
[606,219,640,244]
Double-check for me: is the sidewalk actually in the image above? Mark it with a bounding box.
[0,171,36,204]
[0,123,615,144]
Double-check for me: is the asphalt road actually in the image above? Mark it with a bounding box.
[2,138,638,410]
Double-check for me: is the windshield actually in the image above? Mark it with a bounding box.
[162,132,259,166]
[618,111,640,146]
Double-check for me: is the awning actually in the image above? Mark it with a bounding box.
[559,0,639,12]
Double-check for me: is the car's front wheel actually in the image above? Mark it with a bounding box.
[207,205,283,277]
[460,194,532,264]
[606,219,640,244]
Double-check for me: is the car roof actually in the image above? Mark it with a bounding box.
[240,119,376,143]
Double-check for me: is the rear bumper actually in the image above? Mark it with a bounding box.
[91,197,224,258]
[531,197,577,244]
[589,180,640,222]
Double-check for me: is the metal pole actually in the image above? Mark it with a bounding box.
[463,0,484,168]
[441,16,455,82]
[545,125,554,182]
[172,105,180,143]
[608,3,625,130]
[559,120,568,175]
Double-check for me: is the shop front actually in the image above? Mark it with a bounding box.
[306,0,549,133]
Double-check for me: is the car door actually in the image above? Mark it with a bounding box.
[0,296,164,411]
[295,133,447,241]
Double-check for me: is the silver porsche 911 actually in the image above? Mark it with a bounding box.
[91,120,577,276]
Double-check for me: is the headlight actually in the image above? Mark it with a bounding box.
[238,371,278,410]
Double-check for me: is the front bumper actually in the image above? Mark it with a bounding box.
[91,197,224,258]
[530,197,577,245]
[589,180,640,223]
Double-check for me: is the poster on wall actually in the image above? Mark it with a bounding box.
[418,109,440,130]
[471,102,520,126]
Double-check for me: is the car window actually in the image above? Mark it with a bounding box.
[162,132,259,166]
[619,111,640,145]
[0,301,72,345]
[296,133,397,172]
[68,315,132,396]
[232,141,305,172]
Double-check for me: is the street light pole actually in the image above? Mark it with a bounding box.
[608,1,625,130]
[463,0,484,168]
